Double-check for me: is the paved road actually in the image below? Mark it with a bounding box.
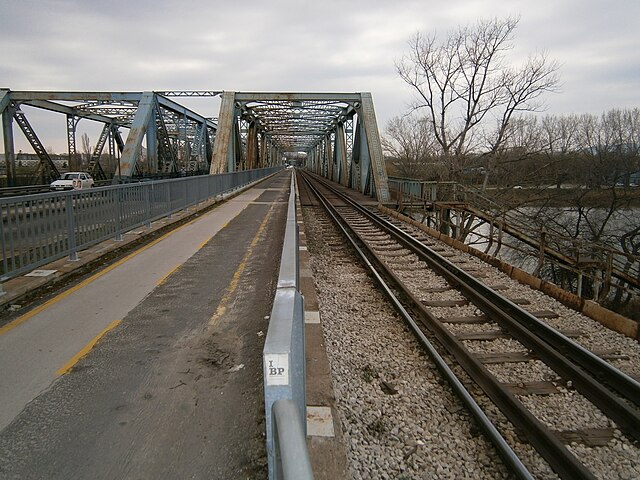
[0,171,290,479]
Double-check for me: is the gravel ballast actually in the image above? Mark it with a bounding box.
[303,205,640,480]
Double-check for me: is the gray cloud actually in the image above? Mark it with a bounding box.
[1,0,638,152]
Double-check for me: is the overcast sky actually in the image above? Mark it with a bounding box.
[1,0,638,152]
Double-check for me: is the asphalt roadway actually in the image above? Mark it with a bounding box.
[0,171,291,479]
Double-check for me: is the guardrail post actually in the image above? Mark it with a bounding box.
[115,187,123,241]
[66,194,78,261]
[166,181,173,218]
[144,184,152,228]
[0,210,8,282]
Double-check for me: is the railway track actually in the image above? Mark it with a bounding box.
[298,170,640,479]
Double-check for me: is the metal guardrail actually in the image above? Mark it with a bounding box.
[0,167,280,282]
[263,172,313,480]
[272,399,314,480]
[387,176,462,204]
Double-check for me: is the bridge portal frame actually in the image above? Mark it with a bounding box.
[210,91,390,201]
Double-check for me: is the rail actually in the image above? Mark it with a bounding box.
[303,173,538,478]
[262,172,312,480]
[0,168,281,282]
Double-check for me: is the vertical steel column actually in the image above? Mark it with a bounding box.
[65,195,78,261]
[1,91,17,187]
[325,134,333,180]
[259,132,267,168]
[246,121,258,169]
[316,144,322,175]
[117,92,155,181]
[210,91,237,174]
[335,122,348,187]
[357,93,390,201]
[66,114,78,171]
[147,109,158,174]
[354,117,369,194]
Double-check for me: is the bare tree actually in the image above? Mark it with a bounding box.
[396,17,560,181]
[382,114,442,179]
[81,133,92,169]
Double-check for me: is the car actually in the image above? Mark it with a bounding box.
[50,172,95,191]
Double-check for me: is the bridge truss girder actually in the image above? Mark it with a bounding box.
[210,91,390,201]
[0,89,218,186]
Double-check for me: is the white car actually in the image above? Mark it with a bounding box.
[50,172,95,191]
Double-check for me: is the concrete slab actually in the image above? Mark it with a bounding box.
[307,406,335,437]
[305,311,321,324]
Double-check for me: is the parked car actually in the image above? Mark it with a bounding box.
[50,172,95,191]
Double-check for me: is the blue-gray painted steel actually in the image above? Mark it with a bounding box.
[263,172,309,480]
[0,168,280,282]
[118,91,155,178]
[272,399,314,480]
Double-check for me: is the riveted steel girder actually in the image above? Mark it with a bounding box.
[116,92,155,180]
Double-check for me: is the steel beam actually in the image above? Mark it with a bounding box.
[9,91,144,102]
[0,89,10,115]
[235,92,361,102]
[23,99,119,125]
[335,122,348,187]
[66,114,79,171]
[357,93,390,201]
[13,110,60,183]
[210,91,237,174]
[116,91,155,181]
[2,102,16,187]
[156,95,217,130]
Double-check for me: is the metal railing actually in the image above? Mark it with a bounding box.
[387,176,462,204]
[387,177,640,303]
[263,172,313,480]
[0,168,280,282]
[272,399,313,480]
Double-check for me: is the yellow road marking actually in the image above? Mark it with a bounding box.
[56,319,122,376]
[209,204,276,326]
[157,264,181,286]
[198,221,230,249]
[0,214,204,337]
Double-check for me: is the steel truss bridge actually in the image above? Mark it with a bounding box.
[0,89,390,201]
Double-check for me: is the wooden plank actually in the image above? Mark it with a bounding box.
[442,315,489,324]
[456,329,582,341]
[456,330,506,341]
[558,329,583,338]
[530,310,559,319]
[474,352,534,363]
[464,269,490,278]
[592,350,630,361]
[502,380,562,395]
[508,298,532,305]
[487,284,509,290]
[423,286,454,293]
[422,299,469,307]
[553,428,616,447]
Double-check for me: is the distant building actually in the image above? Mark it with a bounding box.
[14,151,70,169]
